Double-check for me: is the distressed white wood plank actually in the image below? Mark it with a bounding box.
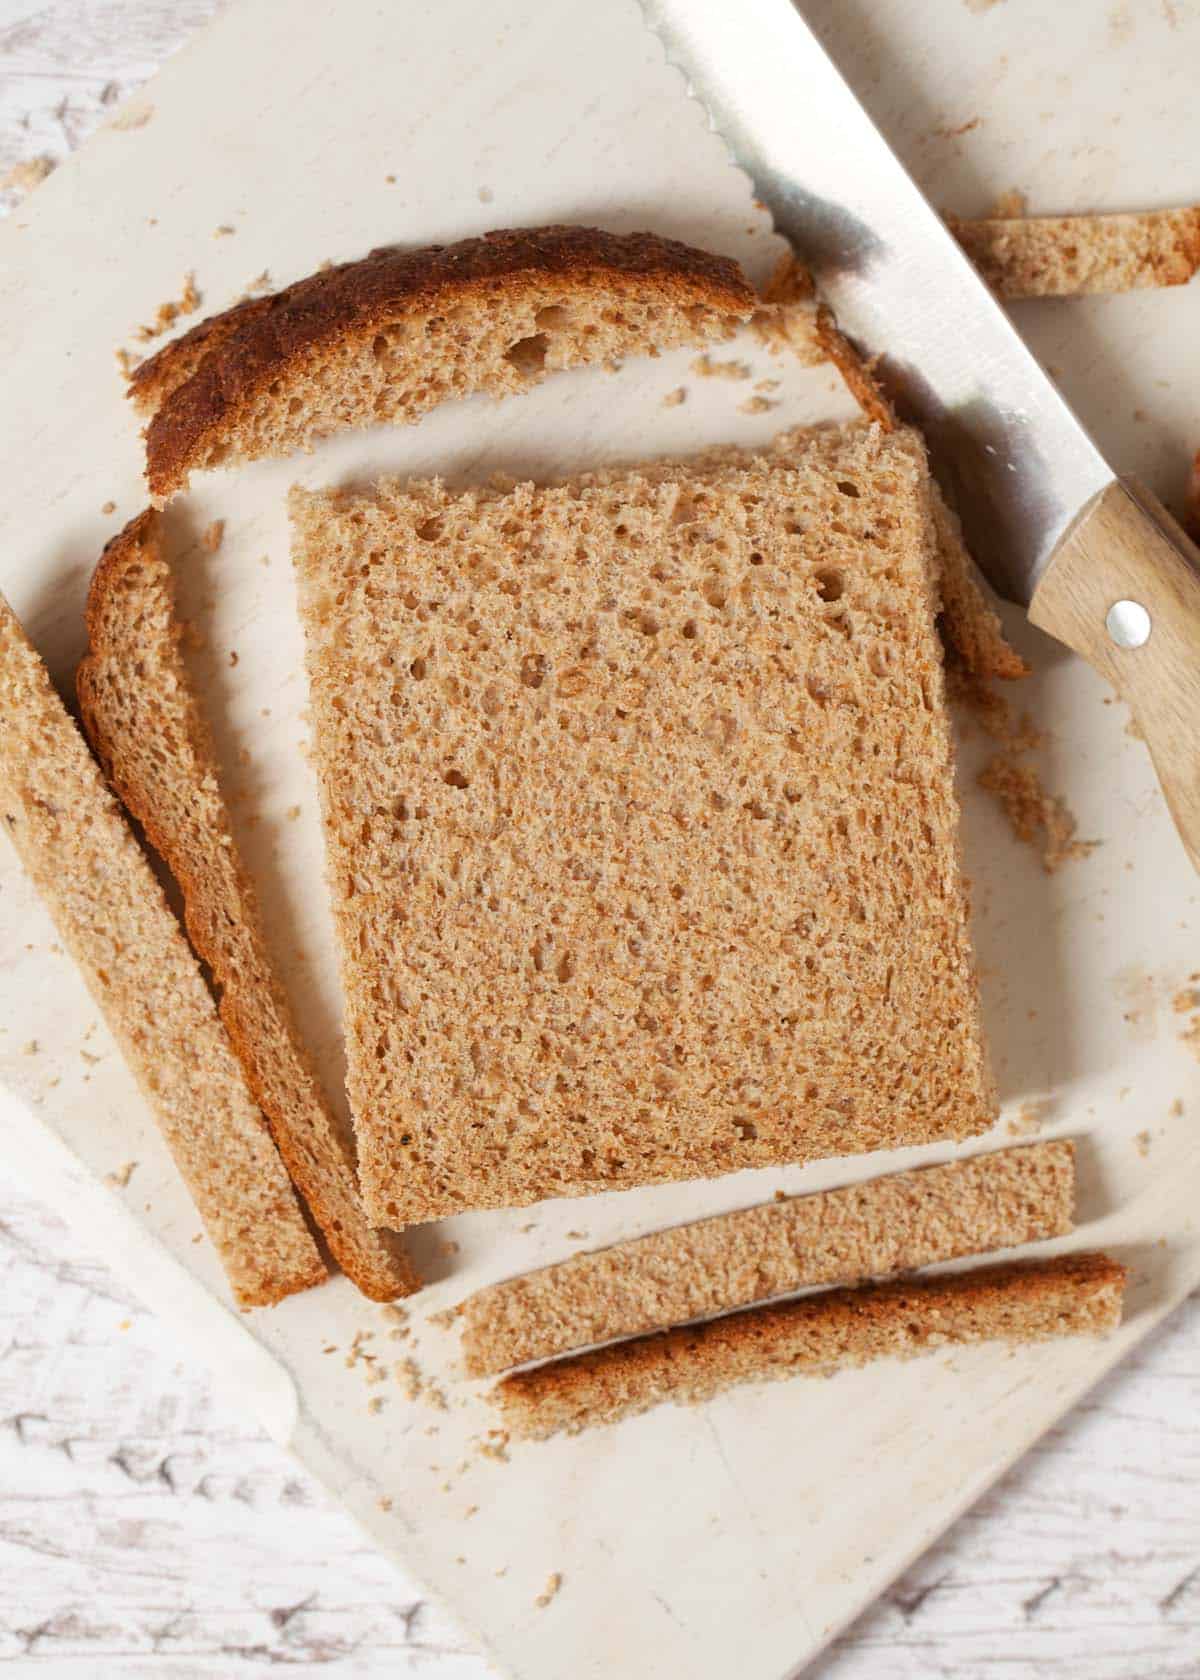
[1,4,1198,1677]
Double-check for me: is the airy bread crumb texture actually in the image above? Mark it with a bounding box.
[456,1140,1075,1376]
[949,207,1200,297]
[77,511,420,1301]
[133,226,756,499]
[0,595,324,1307]
[496,1252,1126,1439]
[291,422,996,1227]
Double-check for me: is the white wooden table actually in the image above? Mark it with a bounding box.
[1,4,1198,1675]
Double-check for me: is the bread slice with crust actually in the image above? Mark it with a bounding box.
[291,421,996,1227]
[134,226,757,500]
[495,1251,1126,1438]
[76,511,420,1301]
[949,206,1200,297]
[456,1140,1075,1376]
[0,594,324,1307]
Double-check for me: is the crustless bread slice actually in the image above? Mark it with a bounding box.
[133,226,756,500]
[291,422,996,1227]
[949,207,1200,297]
[76,511,420,1301]
[0,595,324,1307]
[456,1140,1075,1376]
[495,1251,1126,1438]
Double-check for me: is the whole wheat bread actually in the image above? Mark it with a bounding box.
[76,511,420,1301]
[0,595,324,1307]
[456,1140,1074,1376]
[949,206,1200,297]
[133,226,756,500]
[496,1251,1126,1438]
[291,422,996,1227]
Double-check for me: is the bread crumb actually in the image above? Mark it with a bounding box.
[368,1396,385,1414]
[691,354,751,381]
[365,1362,387,1386]
[109,102,153,131]
[1135,1130,1153,1158]
[115,347,143,381]
[214,224,236,237]
[201,520,225,553]
[21,1040,38,1056]
[380,1303,408,1323]
[133,272,201,342]
[229,650,239,668]
[397,1358,423,1400]
[738,395,777,415]
[1179,1016,1200,1063]
[534,1572,563,1609]
[465,1504,479,1518]
[3,155,55,197]
[1172,987,1200,1013]
[1006,1097,1050,1137]
[989,187,1027,219]
[479,1431,510,1463]
[979,755,1098,872]
[1170,1097,1185,1118]
[80,1048,102,1065]
[101,501,116,515]
[565,1230,588,1240]
[437,1239,460,1257]
[388,1325,410,1341]
[286,805,301,822]
[378,1496,393,1512]
[662,387,687,407]
[238,269,272,302]
[104,1160,138,1188]
[428,1307,457,1329]
[754,378,781,394]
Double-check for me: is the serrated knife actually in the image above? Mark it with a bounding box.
[644,0,1200,870]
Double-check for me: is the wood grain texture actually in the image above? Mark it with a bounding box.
[1030,479,1200,873]
[1,5,1198,1678]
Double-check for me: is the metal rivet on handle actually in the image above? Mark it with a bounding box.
[1106,600,1152,649]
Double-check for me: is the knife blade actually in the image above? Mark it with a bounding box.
[642,0,1200,870]
[641,0,1112,607]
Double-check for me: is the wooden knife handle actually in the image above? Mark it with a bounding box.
[1029,477,1200,872]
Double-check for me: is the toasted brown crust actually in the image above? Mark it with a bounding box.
[141,226,756,499]
[78,511,420,1301]
[496,1252,1126,1438]
[814,303,896,431]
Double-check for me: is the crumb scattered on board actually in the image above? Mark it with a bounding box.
[104,1161,138,1189]
[1007,1097,1050,1138]
[978,756,1098,873]
[134,272,201,342]
[691,354,751,381]
[238,269,272,302]
[214,224,236,237]
[534,1573,564,1609]
[101,500,116,515]
[738,395,778,415]
[3,156,55,197]
[1135,1130,1153,1158]
[953,672,1097,873]
[1170,1097,1185,1118]
[662,387,687,407]
[115,347,142,381]
[201,520,225,553]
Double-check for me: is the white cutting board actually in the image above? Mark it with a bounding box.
[1,1,1198,1674]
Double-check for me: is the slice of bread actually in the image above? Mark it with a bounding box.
[134,226,756,500]
[0,595,325,1307]
[456,1140,1074,1376]
[76,512,420,1301]
[291,422,996,1227]
[495,1251,1126,1438]
[949,207,1200,297]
